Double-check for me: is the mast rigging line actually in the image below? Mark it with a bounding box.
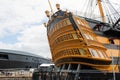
[113,18,120,28]
[84,0,91,17]
[79,0,86,12]
[102,1,112,23]
[102,1,120,6]
[107,4,119,23]
[93,11,120,21]
[78,0,120,24]
[90,0,98,18]
[86,0,92,17]
[102,0,120,24]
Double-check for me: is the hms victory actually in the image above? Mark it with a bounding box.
[44,0,120,79]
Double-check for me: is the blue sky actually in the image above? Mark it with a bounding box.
[0,0,119,58]
[0,33,20,44]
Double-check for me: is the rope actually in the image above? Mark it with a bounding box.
[102,0,114,23]
[93,11,120,22]
[86,0,92,17]
[90,0,97,18]
[104,0,120,23]
[80,0,86,12]
[84,0,91,17]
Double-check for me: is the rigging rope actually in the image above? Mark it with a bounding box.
[80,0,86,11]
[90,0,97,18]
[103,0,114,24]
[84,0,90,17]
[86,0,92,17]
[103,2,111,23]
[103,0,120,24]
[93,11,120,22]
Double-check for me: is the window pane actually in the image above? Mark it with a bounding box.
[88,48,94,56]
[89,35,94,40]
[92,50,99,58]
[77,20,81,24]
[102,51,108,59]
[88,48,99,58]
[79,48,86,55]
[73,48,80,55]
[84,34,89,39]
[98,51,105,58]
[72,33,78,39]
[66,20,71,25]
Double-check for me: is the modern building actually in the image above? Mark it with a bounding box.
[0,49,51,69]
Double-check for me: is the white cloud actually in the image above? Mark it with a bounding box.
[16,25,51,58]
[0,0,119,58]
[0,0,49,38]
[0,25,51,58]
[0,0,51,58]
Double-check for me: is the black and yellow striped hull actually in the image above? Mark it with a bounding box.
[46,10,120,72]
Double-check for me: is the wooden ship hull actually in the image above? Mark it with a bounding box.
[44,2,120,80]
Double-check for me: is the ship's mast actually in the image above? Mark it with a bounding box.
[97,0,105,22]
[48,0,54,14]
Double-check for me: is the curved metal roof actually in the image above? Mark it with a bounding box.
[0,49,46,59]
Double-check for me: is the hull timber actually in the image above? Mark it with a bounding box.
[45,9,120,79]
